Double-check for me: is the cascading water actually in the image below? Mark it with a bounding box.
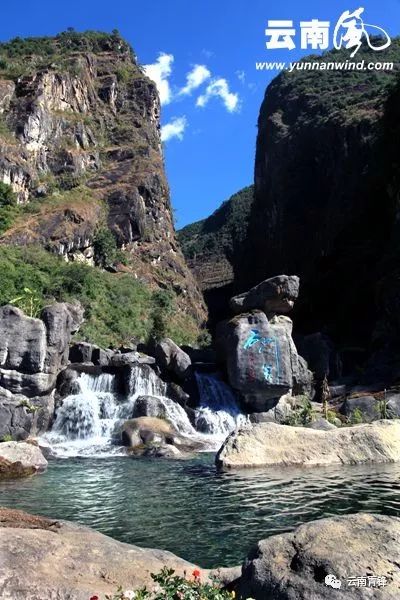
[194,372,248,438]
[44,372,123,457]
[44,365,247,457]
[127,364,197,437]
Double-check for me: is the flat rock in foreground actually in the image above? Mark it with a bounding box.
[0,507,197,600]
[237,514,400,599]
[216,420,400,469]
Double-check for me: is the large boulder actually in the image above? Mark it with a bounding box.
[340,395,379,423]
[121,416,204,457]
[132,395,169,419]
[216,420,400,469]
[230,275,299,316]
[0,507,198,599]
[0,303,83,439]
[153,338,192,380]
[0,441,47,479]
[237,514,400,599]
[216,311,312,411]
[69,342,96,364]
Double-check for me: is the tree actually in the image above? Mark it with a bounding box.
[0,182,16,207]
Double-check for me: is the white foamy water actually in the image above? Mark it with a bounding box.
[194,372,248,438]
[43,366,247,457]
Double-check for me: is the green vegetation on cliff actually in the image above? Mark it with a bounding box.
[0,30,135,79]
[178,185,253,263]
[0,246,200,348]
[0,30,206,346]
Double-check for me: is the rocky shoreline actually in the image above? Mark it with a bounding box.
[1,507,398,599]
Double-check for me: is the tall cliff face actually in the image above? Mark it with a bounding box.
[0,32,206,337]
[178,186,253,327]
[241,41,400,363]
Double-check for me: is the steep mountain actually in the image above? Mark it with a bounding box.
[178,185,253,326]
[242,40,400,367]
[0,31,206,346]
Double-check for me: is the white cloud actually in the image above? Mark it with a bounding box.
[196,78,240,113]
[202,49,214,59]
[144,53,174,105]
[161,116,188,142]
[236,70,246,84]
[179,64,211,95]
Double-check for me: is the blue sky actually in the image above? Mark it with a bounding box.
[1,1,400,227]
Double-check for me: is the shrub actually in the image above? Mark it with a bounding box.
[102,567,239,600]
[350,407,364,425]
[0,246,200,348]
[149,290,174,342]
[0,434,13,442]
[0,182,16,206]
[93,227,118,267]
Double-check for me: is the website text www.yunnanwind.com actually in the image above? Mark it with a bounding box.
[255,60,395,72]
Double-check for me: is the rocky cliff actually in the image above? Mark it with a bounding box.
[0,31,206,344]
[242,41,400,371]
[180,40,400,376]
[178,186,253,327]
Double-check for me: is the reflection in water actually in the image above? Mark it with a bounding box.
[0,456,399,568]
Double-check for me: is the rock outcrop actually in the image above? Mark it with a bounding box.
[217,309,312,411]
[0,507,197,599]
[0,441,47,479]
[0,302,83,440]
[237,513,400,599]
[178,186,253,327]
[121,416,203,457]
[230,275,299,316]
[216,420,400,469]
[240,42,400,373]
[0,31,205,333]
[153,337,192,381]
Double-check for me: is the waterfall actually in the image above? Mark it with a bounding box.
[194,372,248,437]
[44,366,247,458]
[44,372,127,457]
[128,363,167,398]
[127,364,196,437]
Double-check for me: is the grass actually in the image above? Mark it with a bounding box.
[0,245,201,348]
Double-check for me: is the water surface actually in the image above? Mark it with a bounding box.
[1,455,399,568]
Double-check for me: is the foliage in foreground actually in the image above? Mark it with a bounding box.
[89,568,249,600]
[0,246,200,348]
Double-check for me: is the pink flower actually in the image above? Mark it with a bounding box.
[192,569,201,580]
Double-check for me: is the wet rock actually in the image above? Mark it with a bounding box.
[69,342,95,364]
[110,351,155,367]
[56,367,81,399]
[0,303,83,438]
[121,416,178,448]
[92,347,112,366]
[216,420,400,469]
[132,395,168,419]
[230,275,299,316]
[153,338,192,380]
[237,514,400,600]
